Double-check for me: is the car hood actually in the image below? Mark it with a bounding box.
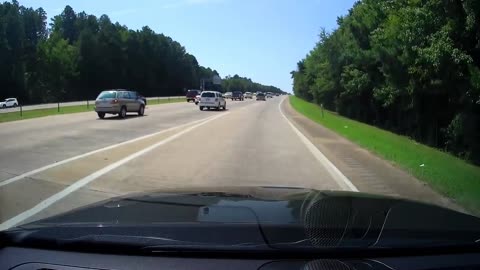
[6,186,480,250]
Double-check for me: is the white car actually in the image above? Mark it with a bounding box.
[244,92,253,99]
[199,91,226,111]
[0,98,18,108]
[224,92,232,99]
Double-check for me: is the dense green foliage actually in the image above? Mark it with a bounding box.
[0,1,279,105]
[222,74,284,94]
[292,0,480,164]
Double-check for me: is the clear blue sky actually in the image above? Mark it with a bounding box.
[20,0,356,92]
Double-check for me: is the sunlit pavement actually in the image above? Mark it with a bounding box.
[0,97,461,229]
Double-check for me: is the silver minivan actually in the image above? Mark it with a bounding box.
[95,90,146,119]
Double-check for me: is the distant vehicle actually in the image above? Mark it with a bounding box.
[244,92,253,99]
[95,90,145,119]
[232,91,244,101]
[256,92,266,101]
[0,98,18,108]
[199,91,226,111]
[224,92,232,99]
[186,89,201,102]
[266,92,273,98]
[275,93,280,96]
[194,93,201,105]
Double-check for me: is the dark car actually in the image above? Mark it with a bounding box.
[186,89,201,102]
[232,91,244,101]
[256,92,266,101]
[95,90,146,119]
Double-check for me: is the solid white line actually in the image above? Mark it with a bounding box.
[278,97,359,192]
[0,112,230,230]
[0,116,217,188]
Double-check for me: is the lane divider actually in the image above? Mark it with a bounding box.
[0,115,224,188]
[0,111,230,230]
[278,97,358,192]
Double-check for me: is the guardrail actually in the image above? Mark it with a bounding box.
[0,96,184,115]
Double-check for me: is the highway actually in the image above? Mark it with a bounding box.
[0,96,182,114]
[0,97,462,230]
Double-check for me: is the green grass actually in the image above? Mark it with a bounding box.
[290,96,480,215]
[146,97,184,105]
[0,97,184,123]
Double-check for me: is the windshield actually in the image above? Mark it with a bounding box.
[97,91,117,99]
[1,0,480,255]
[201,92,215,97]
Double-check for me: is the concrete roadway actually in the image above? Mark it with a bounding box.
[0,96,460,230]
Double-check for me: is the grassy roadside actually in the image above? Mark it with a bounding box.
[0,98,184,124]
[289,96,480,214]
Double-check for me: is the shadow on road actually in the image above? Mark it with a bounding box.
[198,108,230,112]
[97,114,148,120]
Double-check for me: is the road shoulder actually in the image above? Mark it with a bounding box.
[282,97,464,213]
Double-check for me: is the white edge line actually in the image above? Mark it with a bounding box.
[278,97,358,192]
[0,116,218,188]
[0,111,230,230]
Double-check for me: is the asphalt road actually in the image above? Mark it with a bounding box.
[0,96,460,230]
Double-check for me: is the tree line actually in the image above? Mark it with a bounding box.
[0,1,281,105]
[222,74,284,94]
[291,0,480,164]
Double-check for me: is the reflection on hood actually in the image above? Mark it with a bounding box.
[10,186,480,250]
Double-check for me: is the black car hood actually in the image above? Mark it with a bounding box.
[6,186,480,250]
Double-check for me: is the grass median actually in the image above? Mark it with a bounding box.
[289,96,480,215]
[0,97,184,123]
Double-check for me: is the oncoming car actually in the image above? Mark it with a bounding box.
[95,90,146,119]
[199,91,226,111]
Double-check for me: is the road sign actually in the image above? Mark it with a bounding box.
[212,75,222,85]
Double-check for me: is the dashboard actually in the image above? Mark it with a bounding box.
[1,247,480,270]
